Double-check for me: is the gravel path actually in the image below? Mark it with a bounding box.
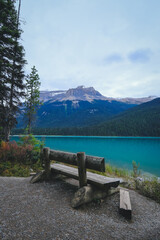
[0,176,160,240]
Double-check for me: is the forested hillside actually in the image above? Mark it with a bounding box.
[16,86,136,129]
[13,98,160,137]
[87,98,160,136]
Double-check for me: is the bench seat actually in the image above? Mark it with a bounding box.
[51,163,120,190]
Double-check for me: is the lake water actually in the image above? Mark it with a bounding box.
[11,136,160,176]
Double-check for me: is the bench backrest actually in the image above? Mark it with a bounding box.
[49,149,105,172]
[43,147,105,188]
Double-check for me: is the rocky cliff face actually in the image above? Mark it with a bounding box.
[40,86,107,102]
[40,86,157,104]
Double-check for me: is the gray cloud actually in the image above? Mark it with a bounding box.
[103,53,123,64]
[128,49,152,63]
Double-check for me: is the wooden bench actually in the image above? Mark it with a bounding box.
[33,148,132,211]
[43,147,120,190]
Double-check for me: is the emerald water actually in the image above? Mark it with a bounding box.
[11,136,160,176]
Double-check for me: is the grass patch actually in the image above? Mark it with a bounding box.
[0,162,30,177]
[86,163,130,180]
[105,163,130,178]
[0,160,43,177]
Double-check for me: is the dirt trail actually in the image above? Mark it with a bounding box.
[0,176,160,240]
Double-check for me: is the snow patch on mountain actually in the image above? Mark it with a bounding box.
[39,86,158,105]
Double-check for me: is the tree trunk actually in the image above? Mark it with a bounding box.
[28,112,31,134]
[10,0,21,107]
[7,0,22,141]
[4,124,10,142]
[28,125,31,134]
[17,0,21,21]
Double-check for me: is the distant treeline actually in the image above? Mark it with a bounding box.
[12,98,160,137]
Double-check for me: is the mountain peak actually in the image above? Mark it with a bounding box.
[65,86,105,101]
[40,86,158,104]
[40,86,107,102]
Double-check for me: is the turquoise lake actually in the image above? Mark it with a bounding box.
[11,136,160,176]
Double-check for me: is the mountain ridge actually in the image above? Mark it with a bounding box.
[16,86,137,129]
[17,97,160,137]
[40,86,157,104]
[84,97,160,136]
[15,86,159,134]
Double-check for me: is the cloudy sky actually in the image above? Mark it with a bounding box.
[19,0,160,97]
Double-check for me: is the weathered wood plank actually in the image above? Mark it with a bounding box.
[86,155,105,172]
[43,147,51,179]
[51,163,120,190]
[51,164,78,179]
[49,149,105,172]
[77,152,87,188]
[119,189,132,219]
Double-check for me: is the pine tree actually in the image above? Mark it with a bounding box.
[25,66,41,134]
[0,0,26,141]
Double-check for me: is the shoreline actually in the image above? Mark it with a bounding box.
[11,134,160,139]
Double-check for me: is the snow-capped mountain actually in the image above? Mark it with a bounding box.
[16,86,157,129]
[40,86,107,103]
[40,86,157,104]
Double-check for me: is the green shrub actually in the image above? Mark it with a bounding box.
[132,160,141,178]
[137,177,160,203]
[18,134,43,151]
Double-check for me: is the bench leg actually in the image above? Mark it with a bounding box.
[77,152,87,188]
[71,185,119,208]
[43,147,51,180]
